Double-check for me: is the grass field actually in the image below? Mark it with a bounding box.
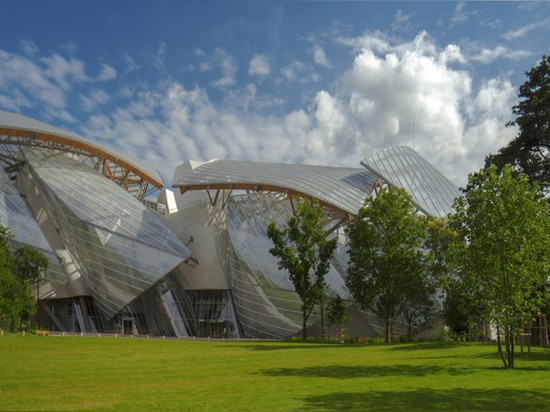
[1,335,549,411]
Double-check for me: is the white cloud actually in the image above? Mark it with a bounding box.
[248,54,271,77]
[211,48,237,88]
[336,30,390,54]
[97,64,117,81]
[279,60,320,83]
[451,2,469,25]
[80,89,110,111]
[328,31,516,185]
[19,40,38,56]
[391,9,412,31]
[42,54,88,90]
[77,31,518,188]
[471,46,532,64]
[0,31,520,189]
[503,18,549,40]
[0,50,67,109]
[123,53,139,72]
[312,44,330,68]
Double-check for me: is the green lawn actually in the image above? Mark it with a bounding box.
[1,335,549,411]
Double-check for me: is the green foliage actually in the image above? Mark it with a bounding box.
[0,224,47,332]
[486,55,550,190]
[14,245,49,283]
[267,198,337,340]
[449,164,550,368]
[346,186,432,343]
[326,295,351,340]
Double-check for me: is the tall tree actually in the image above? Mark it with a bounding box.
[267,198,337,340]
[0,224,46,332]
[486,55,550,189]
[449,164,550,368]
[346,186,428,343]
[14,245,49,284]
[326,295,351,340]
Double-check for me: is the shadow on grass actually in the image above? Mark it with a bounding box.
[215,343,345,351]
[476,347,550,366]
[260,364,472,379]
[388,341,473,351]
[302,389,549,411]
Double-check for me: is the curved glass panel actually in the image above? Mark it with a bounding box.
[22,148,190,319]
[361,146,460,217]
[0,168,66,284]
[174,160,378,215]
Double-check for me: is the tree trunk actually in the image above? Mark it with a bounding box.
[320,297,325,340]
[302,306,308,341]
[508,327,515,368]
[496,322,508,368]
[385,317,392,344]
[541,314,549,347]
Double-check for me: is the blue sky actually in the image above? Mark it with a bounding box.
[1,1,549,187]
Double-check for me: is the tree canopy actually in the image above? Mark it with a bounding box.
[345,186,432,343]
[486,55,550,190]
[0,224,48,332]
[449,164,550,368]
[266,198,337,340]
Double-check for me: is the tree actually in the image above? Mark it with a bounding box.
[485,55,550,190]
[449,164,550,368]
[267,198,337,340]
[346,186,428,343]
[14,245,49,283]
[0,224,46,332]
[326,295,351,340]
[14,246,48,326]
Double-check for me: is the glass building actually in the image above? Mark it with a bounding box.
[1,111,460,339]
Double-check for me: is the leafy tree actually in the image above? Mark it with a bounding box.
[449,164,550,368]
[326,295,351,340]
[346,186,428,343]
[0,224,46,332]
[14,245,49,283]
[267,198,337,340]
[486,55,550,190]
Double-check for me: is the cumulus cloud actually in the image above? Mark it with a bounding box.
[76,31,517,188]
[329,31,516,185]
[0,31,519,188]
[248,54,271,77]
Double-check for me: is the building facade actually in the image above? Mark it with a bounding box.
[0,111,460,339]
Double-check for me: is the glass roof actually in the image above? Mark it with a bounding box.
[361,146,460,217]
[0,110,164,187]
[173,159,378,215]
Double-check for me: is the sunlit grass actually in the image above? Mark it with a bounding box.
[1,335,549,411]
